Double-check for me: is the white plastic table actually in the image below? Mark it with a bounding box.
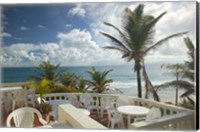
[117,105,149,127]
[48,100,71,120]
[78,108,90,116]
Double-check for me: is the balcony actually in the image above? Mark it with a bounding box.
[0,89,195,130]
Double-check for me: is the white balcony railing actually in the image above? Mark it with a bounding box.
[38,92,195,130]
[130,111,195,130]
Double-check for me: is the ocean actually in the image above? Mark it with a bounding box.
[1,64,185,101]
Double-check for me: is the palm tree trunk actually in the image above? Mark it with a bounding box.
[175,71,179,105]
[175,87,178,105]
[136,69,142,98]
[40,94,43,104]
[142,63,160,101]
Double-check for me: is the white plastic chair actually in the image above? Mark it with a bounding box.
[24,88,36,107]
[79,94,100,115]
[0,94,4,119]
[36,97,48,104]
[106,107,124,129]
[6,107,47,128]
[48,99,70,120]
[12,90,27,111]
[134,107,162,122]
[100,96,116,118]
[115,95,129,123]
[146,107,162,121]
[0,92,5,101]
[3,92,13,114]
[116,95,129,107]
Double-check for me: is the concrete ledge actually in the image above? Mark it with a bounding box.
[58,104,107,129]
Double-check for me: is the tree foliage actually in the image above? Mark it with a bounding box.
[59,72,79,87]
[30,78,51,102]
[86,67,113,93]
[30,61,65,88]
[180,37,195,99]
[157,37,195,105]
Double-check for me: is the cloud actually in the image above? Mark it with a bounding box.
[13,37,22,40]
[1,2,196,67]
[151,2,196,40]
[1,32,12,38]
[65,24,72,28]
[1,28,123,67]
[0,28,191,67]
[83,2,195,60]
[20,26,28,30]
[68,4,86,17]
[2,43,58,66]
[0,32,23,40]
[37,24,46,29]
[86,3,124,35]
[56,29,122,65]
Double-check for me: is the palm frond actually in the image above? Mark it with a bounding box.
[102,69,113,78]
[134,4,144,20]
[182,70,195,81]
[103,22,131,46]
[156,80,194,90]
[184,37,195,53]
[86,67,113,93]
[33,69,45,77]
[144,32,188,54]
[100,32,130,52]
[143,12,167,33]
[161,63,184,70]
[180,88,194,98]
[103,46,128,53]
[122,52,131,58]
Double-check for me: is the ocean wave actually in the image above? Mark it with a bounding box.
[110,81,137,89]
[110,80,173,89]
[110,81,186,100]
[149,80,174,85]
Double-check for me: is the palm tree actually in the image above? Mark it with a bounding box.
[30,61,64,88]
[59,72,79,88]
[100,4,187,98]
[155,37,195,106]
[180,37,195,103]
[86,67,113,93]
[76,78,90,93]
[159,64,185,105]
[30,78,51,103]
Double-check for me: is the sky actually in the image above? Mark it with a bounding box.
[0,2,196,67]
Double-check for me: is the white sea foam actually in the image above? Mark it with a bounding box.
[110,80,186,100]
[110,81,137,89]
[110,79,172,89]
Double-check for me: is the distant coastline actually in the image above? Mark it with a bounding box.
[0,82,29,87]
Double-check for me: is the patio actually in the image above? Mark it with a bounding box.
[0,87,195,130]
